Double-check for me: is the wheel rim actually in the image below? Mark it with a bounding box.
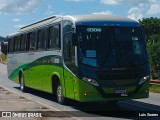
[57,86,63,102]
[20,76,24,90]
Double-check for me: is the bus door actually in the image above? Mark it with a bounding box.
[63,32,76,99]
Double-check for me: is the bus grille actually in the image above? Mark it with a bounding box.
[97,72,140,80]
[98,79,139,87]
[97,72,140,87]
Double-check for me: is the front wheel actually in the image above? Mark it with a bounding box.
[56,84,66,104]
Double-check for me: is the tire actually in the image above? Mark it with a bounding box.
[20,74,26,92]
[56,84,65,104]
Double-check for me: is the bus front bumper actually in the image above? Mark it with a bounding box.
[74,79,149,102]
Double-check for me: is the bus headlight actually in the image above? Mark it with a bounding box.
[139,75,150,85]
[82,77,99,86]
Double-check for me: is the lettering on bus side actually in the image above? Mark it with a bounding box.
[42,58,60,64]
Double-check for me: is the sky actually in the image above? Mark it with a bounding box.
[0,0,160,37]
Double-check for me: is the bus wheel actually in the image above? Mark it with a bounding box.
[20,74,26,92]
[56,84,65,104]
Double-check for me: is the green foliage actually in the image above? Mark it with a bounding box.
[140,17,160,79]
[147,39,160,79]
[139,17,160,39]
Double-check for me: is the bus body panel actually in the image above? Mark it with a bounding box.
[7,14,150,103]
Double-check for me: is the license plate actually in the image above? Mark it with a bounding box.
[115,89,126,94]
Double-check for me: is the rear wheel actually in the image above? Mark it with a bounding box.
[56,84,66,104]
[20,74,26,92]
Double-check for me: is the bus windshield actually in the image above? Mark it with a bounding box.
[77,26,148,68]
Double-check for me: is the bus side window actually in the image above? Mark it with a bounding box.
[28,32,36,51]
[48,24,60,49]
[37,29,46,50]
[53,24,60,48]
[8,38,13,53]
[48,26,53,49]
[21,34,27,51]
[14,36,21,52]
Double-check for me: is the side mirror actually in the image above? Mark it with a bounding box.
[72,33,77,46]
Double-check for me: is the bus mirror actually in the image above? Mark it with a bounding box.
[72,33,77,46]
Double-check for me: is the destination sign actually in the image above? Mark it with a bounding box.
[87,28,102,32]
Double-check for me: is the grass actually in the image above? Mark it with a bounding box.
[0,54,7,62]
[149,84,160,93]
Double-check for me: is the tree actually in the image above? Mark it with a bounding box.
[139,17,160,79]
[139,17,160,39]
[147,35,160,79]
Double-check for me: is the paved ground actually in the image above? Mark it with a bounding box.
[0,86,49,111]
[0,86,74,120]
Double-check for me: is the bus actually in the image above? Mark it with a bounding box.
[7,14,150,104]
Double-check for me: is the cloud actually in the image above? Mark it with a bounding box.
[100,0,121,5]
[127,0,160,20]
[97,0,160,20]
[0,0,42,14]
[12,18,21,22]
[100,0,154,5]
[128,4,144,20]
[93,10,113,15]
[44,5,54,16]
[65,0,84,1]
[147,4,160,15]
[65,0,93,2]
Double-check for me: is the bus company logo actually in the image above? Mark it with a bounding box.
[111,68,126,71]
[2,112,12,117]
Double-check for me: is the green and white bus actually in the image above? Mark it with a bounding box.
[7,14,150,104]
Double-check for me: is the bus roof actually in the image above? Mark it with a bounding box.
[71,14,137,22]
[69,14,139,26]
[20,16,62,32]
